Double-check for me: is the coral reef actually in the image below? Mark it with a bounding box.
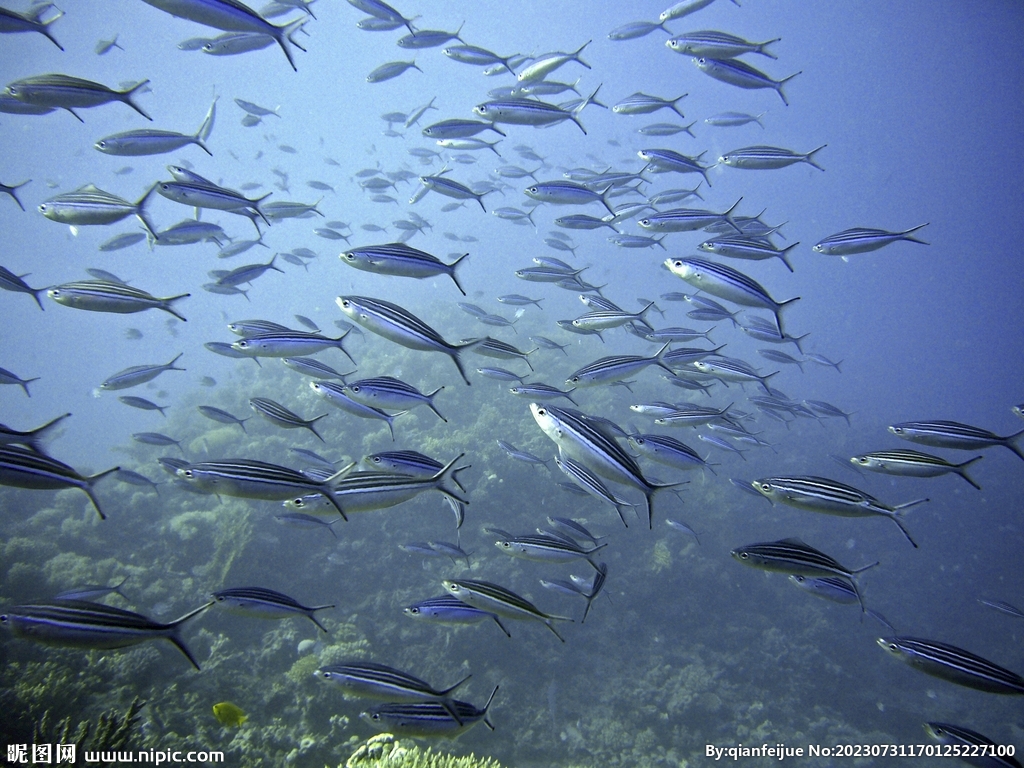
[342,733,505,768]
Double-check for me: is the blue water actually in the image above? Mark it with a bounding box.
[1,1,1022,765]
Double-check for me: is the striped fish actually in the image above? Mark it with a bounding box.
[666,30,780,59]
[693,56,801,105]
[924,723,1023,768]
[628,433,715,474]
[700,236,799,272]
[281,357,351,381]
[249,397,327,441]
[444,578,572,642]
[341,243,468,295]
[177,459,350,518]
[344,376,446,422]
[227,319,292,337]
[309,381,404,440]
[612,91,687,118]
[0,445,118,519]
[665,257,799,336]
[197,405,250,432]
[0,5,64,49]
[403,594,509,636]
[978,599,1024,620]
[878,636,1024,695]
[4,74,151,121]
[474,96,588,134]
[471,337,536,370]
[889,420,1024,462]
[419,173,490,211]
[719,145,826,171]
[315,661,471,725]
[335,296,482,385]
[100,353,186,391]
[692,358,777,393]
[753,475,924,548]
[212,587,333,632]
[0,598,212,669]
[496,533,607,570]
[362,685,499,738]
[572,301,655,331]
[731,537,878,611]
[364,449,443,477]
[637,149,711,184]
[850,449,983,490]
[788,575,860,605]
[48,279,189,321]
[232,330,354,363]
[637,199,743,233]
[286,454,469,516]
[509,382,577,405]
[138,0,307,70]
[532,404,684,528]
[812,224,929,256]
[38,184,160,240]
[567,343,674,387]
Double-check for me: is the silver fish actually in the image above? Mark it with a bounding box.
[0,446,118,520]
[212,586,333,632]
[99,353,185,391]
[4,74,151,121]
[48,279,188,321]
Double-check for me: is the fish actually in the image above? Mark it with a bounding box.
[665,257,799,336]
[348,0,416,33]
[211,587,333,632]
[197,405,251,432]
[343,376,446,422]
[118,396,168,416]
[38,184,160,240]
[403,594,508,635]
[473,91,597,135]
[336,296,481,386]
[315,661,471,724]
[704,111,766,128]
[752,476,924,548]
[699,235,798,272]
[48,280,189,321]
[667,30,780,59]
[693,56,801,105]
[719,145,826,171]
[423,119,506,139]
[367,60,421,83]
[177,459,350,518]
[201,31,275,55]
[232,331,354,363]
[788,575,860,605]
[418,172,491,211]
[99,353,185,391]
[362,686,499,738]
[0,265,44,309]
[444,578,572,642]
[516,40,592,84]
[878,636,1024,695]
[212,701,247,727]
[340,243,468,295]
[281,357,351,381]
[4,74,151,121]
[638,199,743,234]
[54,576,131,602]
[138,0,307,70]
[309,381,405,440]
[0,4,64,49]
[566,343,675,387]
[132,432,185,455]
[95,99,217,156]
[0,599,212,669]
[249,397,327,441]
[888,420,1024,462]
[628,433,715,474]
[812,224,929,256]
[612,92,687,118]
[978,598,1024,620]
[924,723,1023,768]
[0,445,118,519]
[637,148,712,183]
[731,537,878,611]
[495,533,606,571]
[608,20,670,41]
[532,404,684,528]
[850,449,983,490]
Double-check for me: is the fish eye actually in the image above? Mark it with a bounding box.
[351,386,360,392]
[635,438,645,445]
[759,483,771,492]
[237,341,248,348]
[408,607,419,614]
[183,469,193,478]
[639,219,649,226]
[739,552,748,559]
[887,643,898,652]
[97,141,106,148]
[536,408,546,415]
[891,427,902,433]
[215,595,224,602]
[0,615,7,622]
[697,57,706,64]
[38,204,47,212]
[372,456,381,463]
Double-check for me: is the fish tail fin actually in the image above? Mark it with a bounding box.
[759,37,782,59]
[850,560,880,575]
[481,685,501,728]
[36,6,64,50]
[581,562,608,623]
[671,93,688,119]
[162,293,190,322]
[773,296,800,337]
[134,183,160,242]
[426,386,447,422]
[574,39,592,68]
[901,222,930,245]
[1006,428,1024,462]
[276,17,308,71]
[723,196,744,233]
[17,376,40,397]
[166,352,186,371]
[308,413,329,443]
[83,465,120,520]
[167,600,215,669]
[776,71,801,106]
[778,241,799,272]
[431,454,471,503]
[121,79,152,121]
[439,672,472,697]
[805,144,827,171]
[452,338,486,385]
[955,456,984,490]
[194,96,217,153]
[27,411,71,452]
[5,179,30,211]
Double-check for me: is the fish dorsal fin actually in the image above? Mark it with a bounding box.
[779,537,808,547]
[76,183,103,193]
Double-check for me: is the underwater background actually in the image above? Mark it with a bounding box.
[1,0,1022,765]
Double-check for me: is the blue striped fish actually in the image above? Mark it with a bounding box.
[48,279,189,321]
[879,636,1024,695]
[336,296,482,385]
[0,598,212,669]
[813,224,929,256]
[249,397,327,441]
[693,56,801,105]
[403,594,509,636]
[444,578,572,642]
[212,586,333,632]
[341,243,468,295]
[4,74,151,121]
[889,420,1024,462]
[362,685,499,738]
[924,723,1022,768]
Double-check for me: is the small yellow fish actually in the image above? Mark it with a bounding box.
[212,701,247,727]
